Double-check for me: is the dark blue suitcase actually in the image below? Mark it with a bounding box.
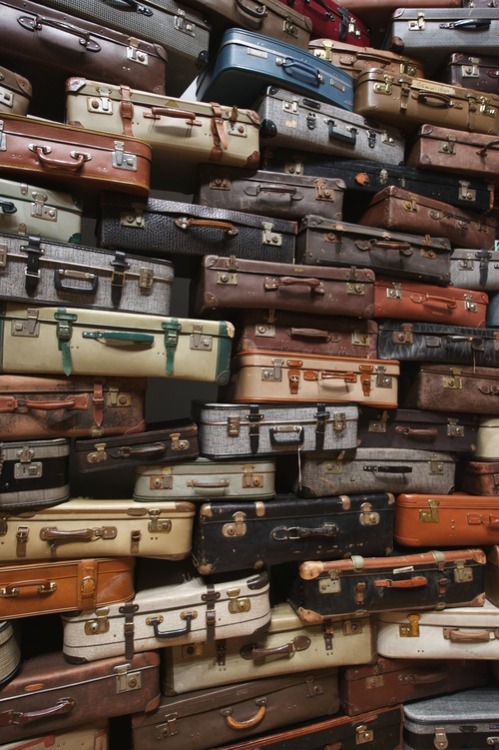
[195,27,354,110]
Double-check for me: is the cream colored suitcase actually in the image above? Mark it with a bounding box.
[475,417,499,459]
[161,601,375,695]
[0,725,108,750]
[0,497,196,561]
[61,571,271,663]
[0,621,20,687]
[0,304,234,382]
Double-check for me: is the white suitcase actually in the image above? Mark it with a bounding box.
[0,724,108,750]
[475,417,499,459]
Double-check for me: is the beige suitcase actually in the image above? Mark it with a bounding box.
[0,621,20,687]
[0,724,108,750]
[161,601,375,695]
[475,417,499,459]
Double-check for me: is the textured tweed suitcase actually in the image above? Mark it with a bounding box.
[437,51,499,93]
[296,215,452,285]
[309,38,425,79]
[161,601,375,694]
[0,557,135,619]
[195,28,354,110]
[460,459,499,495]
[401,363,499,414]
[0,65,31,116]
[475,417,499,458]
[0,623,20,688]
[133,669,339,750]
[277,0,371,43]
[192,401,359,459]
[0,304,234,383]
[0,650,160,742]
[255,86,404,163]
[192,492,395,575]
[0,497,195,561]
[0,182,82,245]
[450,248,499,291]
[0,724,109,750]
[61,570,271,662]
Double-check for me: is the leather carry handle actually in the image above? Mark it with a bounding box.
[395,426,438,439]
[281,58,323,87]
[30,145,91,172]
[189,479,230,488]
[250,184,300,198]
[16,396,88,411]
[243,635,311,661]
[40,526,117,543]
[143,106,198,121]
[277,277,324,292]
[148,612,194,639]
[411,293,457,310]
[416,90,452,108]
[55,269,98,296]
[104,0,153,16]
[221,699,267,731]
[369,239,413,255]
[290,327,330,340]
[18,15,101,51]
[0,579,56,598]
[320,370,357,384]
[400,670,446,685]
[0,698,76,726]
[477,138,499,157]
[445,628,492,643]
[174,217,239,235]
[109,443,167,459]
[235,0,266,20]
[272,523,338,541]
[269,425,304,445]
[81,330,154,344]
[0,198,16,214]
[375,575,428,588]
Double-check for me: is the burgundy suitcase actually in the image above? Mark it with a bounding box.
[277,0,371,45]
[437,52,499,93]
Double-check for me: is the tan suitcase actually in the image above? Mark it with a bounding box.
[0,65,31,116]
[0,724,108,750]
[309,38,425,79]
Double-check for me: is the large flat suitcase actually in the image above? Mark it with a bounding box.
[437,51,499,94]
[0,374,146,440]
[296,215,452,285]
[0,558,135,619]
[0,304,234,383]
[191,492,395,575]
[309,38,425,79]
[61,570,271,663]
[195,28,354,110]
[192,401,359,459]
[255,86,405,163]
[0,497,195,561]
[401,363,499,415]
[277,0,371,44]
[0,65,32,116]
[449,248,499,291]
[0,651,160,742]
[0,623,20,688]
[0,724,109,750]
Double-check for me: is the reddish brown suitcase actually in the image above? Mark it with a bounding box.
[309,38,425,79]
[401,363,499,415]
[437,52,499,93]
[459,459,499,495]
[0,65,32,116]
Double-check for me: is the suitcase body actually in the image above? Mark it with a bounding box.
[195,28,354,110]
[0,304,234,383]
[223,351,399,408]
[449,248,499,291]
[0,497,195,561]
[485,545,499,605]
[0,651,160,742]
[460,460,499,495]
[255,86,404,163]
[0,558,135,619]
[192,492,395,574]
[475,417,499,458]
[0,182,82,245]
[438,52,499,93]
[0,234,173,314]
[296,215,452,285]
[278,0,371,44]
[0,623,20,688]
[0,724,109,750]
[192,401,359,459]
[402,363,499,415]
[61,571,271,662]
[65,80,261,171]
[309,38,425,79]
[0,65,31,116]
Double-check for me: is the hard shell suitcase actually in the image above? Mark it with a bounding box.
[0,374,146,440]
[192,401,359,459]
[255,86,404,163]
[460,460,499,495]
[485,545,499,607]
[61,570,271,663]
[132,669,339,750]
[65,80,261,171]
[195,28,354,110]
[296,215,452,285]
[0,304,234,383]
[0,65,31,116]
[437,51,499,93]
[0,497,196,561]
[0,650,160,742]
[488,292,499,325]
[449,248,499,291]
[0,234,173,314]
[0,557,135,619]
[401,363,499,415]
[0,724,109,750]
[191,492,395,575]
[288,548,486,621]
[0,623,20,688]
[475,417,499,458]
[308,38,425,79]
[277,0,371,44]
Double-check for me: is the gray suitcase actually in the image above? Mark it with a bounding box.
[450,248,499,291]
[255,85,405,164]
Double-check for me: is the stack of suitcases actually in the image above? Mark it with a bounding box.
[1,0,499,749]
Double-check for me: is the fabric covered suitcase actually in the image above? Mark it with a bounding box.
[309,38,425,79]
[61,570,271,662]
[475,417,499,458]
[401,363,499,414]
[0,557,135,619]
[296,215,452,285]
[195,28,354,110]
[449,248,499,291]
[0,623,20,688]
[255,86,405,163]
[0,650,160,742]
[0,724,109,750]
[161,601,375,694]
[191,492,395,574]
[192,401,359,458]
[0,304,234,383]
[0,65,31,116]
[460,459,499,495]
[0,233,173,314]
[437,51,499,93]
[0,497,195,561]
[277,0,371,44]
[132,669,339,750]
[0,374,146,440]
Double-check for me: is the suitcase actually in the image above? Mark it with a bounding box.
[0,650,160,742]
[195,28,354,110]
[222,351,399,407]
[195,165,346,222]
[97,195,296,279]
[0,374,146,440]
[0,724,109,750]
[0,623,20,688]
[192,401,360,459]
[0,233,174,314]
[437,51,499,93]
[0,0,167,95]
[308,38,425,79]
[295,215,452,285]
[460,460,499,495]
[255,86,405,164]
[191,492,395,575]
[475,416,499,458]
[190,255,375,319]
[234,310,379,358]
[65,80,261,171]
[488,292,499,325]
[161,601,375,694]
[339,657,489,716]
[0,65,32,116]
[373,278,488,326]
[132,669,339,750]
[0,557,135,619]
[61,570,271,663]
[0,114,152,199]
[133,456,276,502]
[0,304,234,383]
[0,497,196,561]
[277,0,371,44]
[449,248,499,291]
[401,363,499,415]
[359,186,497,250]
[0,437,70,512]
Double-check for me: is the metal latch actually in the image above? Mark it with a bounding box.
[443,369,462,390]
[157,714,178,739]
[16,525,28,557]
[0,87,12,108]
[174,10,195,35]
[359,502,380,526]
[320,570,341,594]
[112,141,137,171]
[114,663,142,693]
[262,221,282,246]
[227,416,240,437]
[11,308,40,337]
[356,725,374,744]
[120,208,144,228]
[170,432,189,452]
[227,588,251,613]
[283,18,299,37]
[138,267,153,290]
[262,358,284,382]
[148,509,172,534]
[242,467,264,488]
[375,366,392,389]
[399,613,420,637]
[408,11,425,29]
[438,138,456,155]
[85,607,110,635]
[464,294,478,312]
[434,728,449,750]
[429,455,444,475]
[419,498,439,523]
[458,181,476,202]
[454,559,473,583]
[127,43,149,66]
[14,461,42,480]
[0,120,6,151]
[190,327,213,351]
[386,284,402,299]
[87,94,113,114]
[222,511,247,538]
[447,420,464,440]
[31,192,57,222]
[87,443,108,464]
[346,282,365,295]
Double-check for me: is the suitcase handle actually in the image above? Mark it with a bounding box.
[327,120,357,145]
[234,0,267,22]
[221,699,267,731]
[143,106,199,122]
[30,145,91,173]
[188,479,230,495]
[269,425,304,445]
[279,59,324,87]
[416,91,453,108]
[274,277,325,294]
[246,183,300,199]
[0,579,56,598]
[20,395,89,411]
[108,0,153,17]
[4,698,76,725]
[17,15,101,52]
[242,635,311,661]
[444,628,492,643]
[400,670,446,685]
[174,217,239,235]
[54,269,98,296]
[0,198,16,214]
[394,426,438,439]
[477,138,499,157]
[410,293,457,311]
[290,327,330,340]
[272,523,339,541]
[320,370,357,384]
[40,526,117,544]
[362,464,412,473]
[375,575,428,588]
[82,330,155,345]
[147,612,194,639]
[439,18,491,30]
[368,240,413,256]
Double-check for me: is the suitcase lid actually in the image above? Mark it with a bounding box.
[403,686,499,725]
[416,362,498,378]
[135,455,276,478]
[200,253,375,282]
[374,276,489,305]
[0,437,70,460]
[358,406,479,429]
[478,416,499,427]
[340,655,479,682]
[379,321,499,339]
[390,6,499,21]
[396,491,499,508]
[0,64,32,97]
[231,349,400,375]
[377,595,499,625]
[7,496,196,519]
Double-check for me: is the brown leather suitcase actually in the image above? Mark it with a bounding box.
[309,38,425,79]
[401,363,499,414]
[459,459,499,495]
[0,65,31,116]
[437,52,499,93]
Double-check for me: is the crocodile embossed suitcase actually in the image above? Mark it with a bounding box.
[0,65,31,116]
